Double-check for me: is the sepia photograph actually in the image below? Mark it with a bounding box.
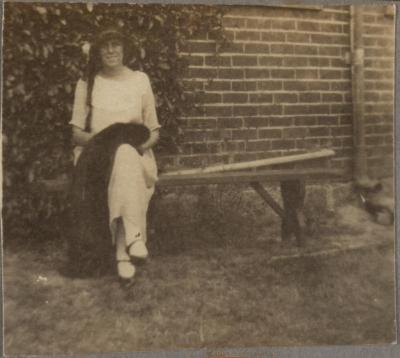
[2,1,397,356]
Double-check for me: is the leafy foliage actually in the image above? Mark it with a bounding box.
[3,3,226,242]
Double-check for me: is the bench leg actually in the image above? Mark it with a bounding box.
[250,182,284,218]
[280,180,306,247]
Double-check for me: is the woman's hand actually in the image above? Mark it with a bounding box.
[71,125,95,146]
[138,128,160,153]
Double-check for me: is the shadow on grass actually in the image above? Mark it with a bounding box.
[3,184,396,355]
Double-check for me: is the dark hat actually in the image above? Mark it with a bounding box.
[94,27,126,47]
[88,26,134,66]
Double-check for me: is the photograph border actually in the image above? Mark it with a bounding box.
[0,0,398,357]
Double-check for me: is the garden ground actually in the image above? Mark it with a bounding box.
[3,182,396,355]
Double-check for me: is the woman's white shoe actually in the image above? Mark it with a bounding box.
[127,240,148,259]
[117,260,136,279]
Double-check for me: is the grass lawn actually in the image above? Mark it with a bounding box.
[4,199,396,355]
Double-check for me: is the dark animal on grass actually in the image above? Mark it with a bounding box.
[66,122,150,277]
[357,182,394,226]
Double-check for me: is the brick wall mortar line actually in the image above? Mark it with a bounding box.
[182,114,344,118]
[364,33,396,38]
[186,40,350,47]
[364,101,394,105]
[363,56,395,60]
[202,90,351,94]
[226,6,349,13]
[364,89,394,93]
[224,9,349,17]
[183,77,351,83]
[224,15,349,24]
[364,23,396,29]
[188,65,351,70]
[180,51,345,58]
[224,27,350,36]
[364,47,395,51]
[364,68,396,72]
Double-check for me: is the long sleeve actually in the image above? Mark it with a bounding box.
[141,73,161,131]
[70,79,89,130]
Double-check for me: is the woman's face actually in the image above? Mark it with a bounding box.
[99,39,124,69]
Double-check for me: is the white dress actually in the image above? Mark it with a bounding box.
[69,69,160,246]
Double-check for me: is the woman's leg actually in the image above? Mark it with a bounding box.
[108,144,153,260]
[115,218,129,261]
[114,217,136,279]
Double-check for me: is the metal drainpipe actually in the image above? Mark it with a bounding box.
[350,5,369,186]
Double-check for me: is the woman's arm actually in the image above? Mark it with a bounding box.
[138,128,160,152]
[71,125,95,146]
[72,125,159,149]
[70,80,90,138]
[140,73,161,153]
[70,79,94,147]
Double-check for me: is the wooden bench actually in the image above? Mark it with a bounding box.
[37,150,343,247]
[160,167,343,246]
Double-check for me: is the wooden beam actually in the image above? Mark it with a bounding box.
[250,182,284,218]
[164,149,335,176]
[158,168,343,187]
[35,168,344,192]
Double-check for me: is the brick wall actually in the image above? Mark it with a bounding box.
[363,5,395,177]
[159,5,394,179]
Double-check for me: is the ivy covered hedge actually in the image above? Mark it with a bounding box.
[3,3,226,242]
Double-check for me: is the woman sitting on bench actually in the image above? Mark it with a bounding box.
[69,27,161,281]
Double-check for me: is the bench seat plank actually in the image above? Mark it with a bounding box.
[37,168,343,193]
[158,168,343,186]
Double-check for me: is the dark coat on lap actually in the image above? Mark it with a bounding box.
[67,123,150,277]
